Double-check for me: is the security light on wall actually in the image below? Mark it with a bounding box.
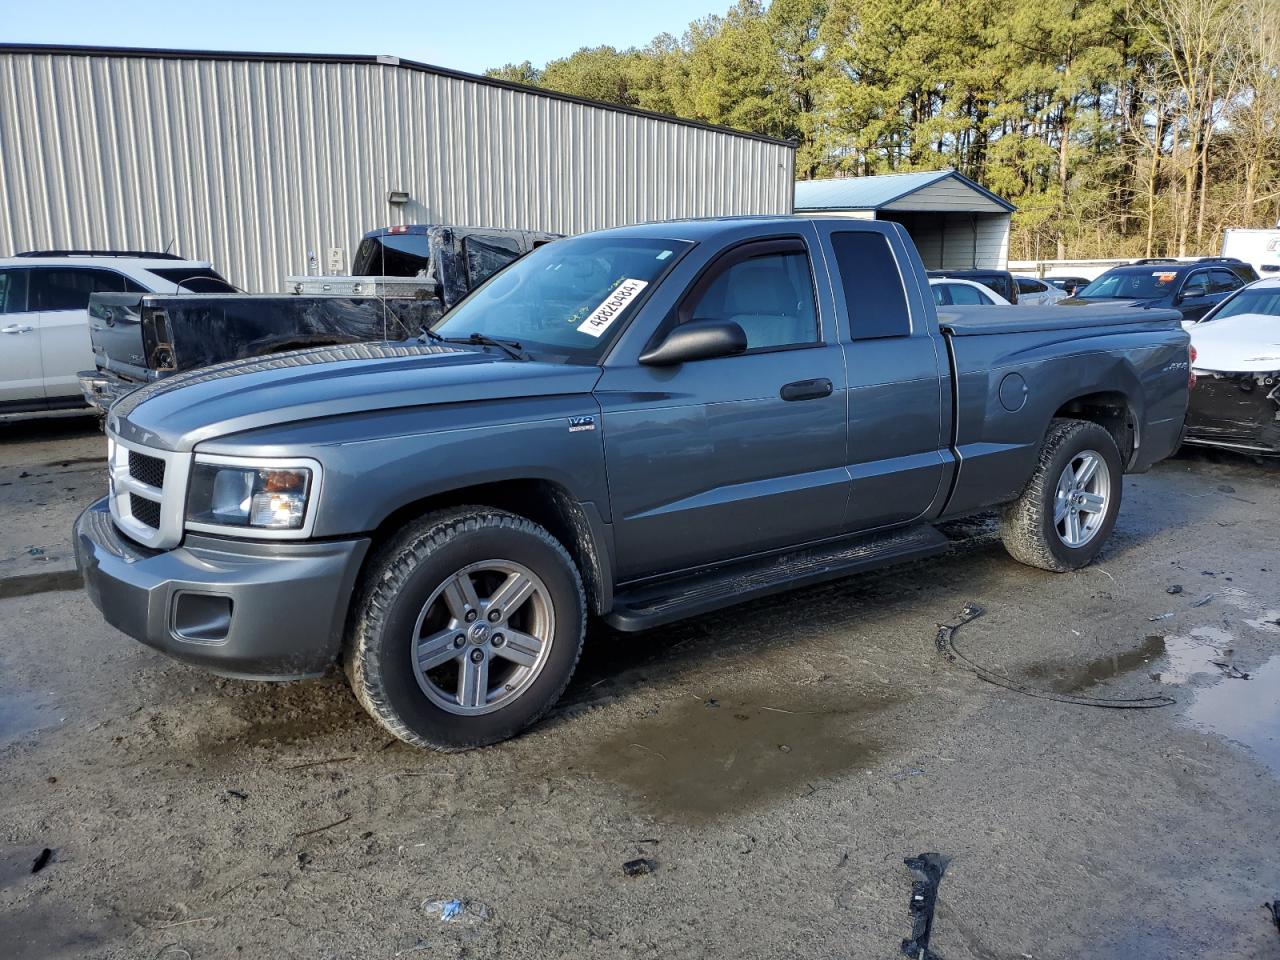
[387,190,410,205]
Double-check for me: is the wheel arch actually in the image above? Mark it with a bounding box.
[366,478,613,616]
[1051,390,1140,468]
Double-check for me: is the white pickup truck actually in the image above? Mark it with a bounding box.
[0,250,234,413]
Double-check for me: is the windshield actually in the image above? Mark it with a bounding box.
[1078,270,1180,299]
[431,235,693,361]
[1202,287,1280,324]
[352,235,432,276]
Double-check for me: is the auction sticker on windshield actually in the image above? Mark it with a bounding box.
[577,279,649,338]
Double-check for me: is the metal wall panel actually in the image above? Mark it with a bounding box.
[0,49,795,291]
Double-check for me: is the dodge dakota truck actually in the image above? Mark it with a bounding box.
[74,217,1191,751]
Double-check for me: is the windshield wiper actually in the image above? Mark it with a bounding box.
[419,328,528,361]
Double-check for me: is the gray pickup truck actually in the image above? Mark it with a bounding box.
[75,217,1191,751]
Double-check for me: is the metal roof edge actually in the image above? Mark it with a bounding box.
[936,170,1017,213]
[0,42,795,149]
[796,168,1017,213]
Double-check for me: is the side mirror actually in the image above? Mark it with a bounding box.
[638,320,748,366]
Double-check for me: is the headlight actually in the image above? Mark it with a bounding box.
[186,456,320,535]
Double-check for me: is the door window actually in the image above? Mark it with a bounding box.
[947,283,989,305]
[0,269,29,313]
[1208,269,1244,294]
[30,268,145,311]
[931,284,949,306]
[685,249,818,350]
[829,232,911,339]
[1180,272,1211,298]
[1016,278,1047,294]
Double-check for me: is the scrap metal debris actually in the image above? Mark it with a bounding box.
[1192,594,1215,608]
[1265,899,1280,935]
[901,852,949,960]
[1211,660,1251,680]
[31,847,52,873]
[1166,585,1183,595]
[935,602,1175,709]
[622,857,657,877]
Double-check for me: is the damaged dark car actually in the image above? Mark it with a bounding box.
[1185,277,1280,455]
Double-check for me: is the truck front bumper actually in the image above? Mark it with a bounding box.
[74,497,370,680]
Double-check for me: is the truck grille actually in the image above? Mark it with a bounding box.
[128,450,166,488]
[107,433,191,549]
[129,493,162,529]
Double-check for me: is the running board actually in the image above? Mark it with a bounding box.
[604,524,951,632]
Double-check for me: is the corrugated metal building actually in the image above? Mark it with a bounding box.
[0,44,795,292]
[793,170,1014,270]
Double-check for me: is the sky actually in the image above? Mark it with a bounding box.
[0,0,721,76]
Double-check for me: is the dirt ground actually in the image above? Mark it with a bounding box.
[1,416,1278,959]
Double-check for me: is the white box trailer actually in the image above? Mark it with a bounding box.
[1221,228,1280,278]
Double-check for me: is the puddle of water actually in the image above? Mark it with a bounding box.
[1185,653,1280,778]
[0,690,59,745]
[0,901,125,959]
[1022,635,1168,693]
[1029,629,1280,778]
[582,690,898,822]
[1152,630,1236,685]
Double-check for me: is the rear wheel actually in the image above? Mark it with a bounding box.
[346,507,586,751]
[1000,419,1123,572]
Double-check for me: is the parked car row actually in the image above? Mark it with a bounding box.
[0,226,559,416]
[917,256,1277,457]
[0,251,234,412]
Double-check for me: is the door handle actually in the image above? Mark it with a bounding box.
[780,378,833,401]
[1,324,34,334]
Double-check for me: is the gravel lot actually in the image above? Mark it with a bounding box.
[1,416,1278,959]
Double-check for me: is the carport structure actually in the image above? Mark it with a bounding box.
[794,170,1015,270]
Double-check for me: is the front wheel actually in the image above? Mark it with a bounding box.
[1000,419,1123,572]
[346,507,586,751]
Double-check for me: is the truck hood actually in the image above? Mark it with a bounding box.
[1189,313,1280,373]
[109,342,603,452]
[1057,296,1160,309]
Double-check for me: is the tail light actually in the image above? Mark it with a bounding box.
[1188,344,1197,390]
[141,306,177,371]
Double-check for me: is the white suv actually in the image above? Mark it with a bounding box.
[0,251,234,413]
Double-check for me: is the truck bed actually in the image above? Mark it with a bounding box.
[939,301,1189,518]
[939,303,1182,336]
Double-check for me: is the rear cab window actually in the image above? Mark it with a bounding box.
[830,232,911,339]
[353,233,433,277]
